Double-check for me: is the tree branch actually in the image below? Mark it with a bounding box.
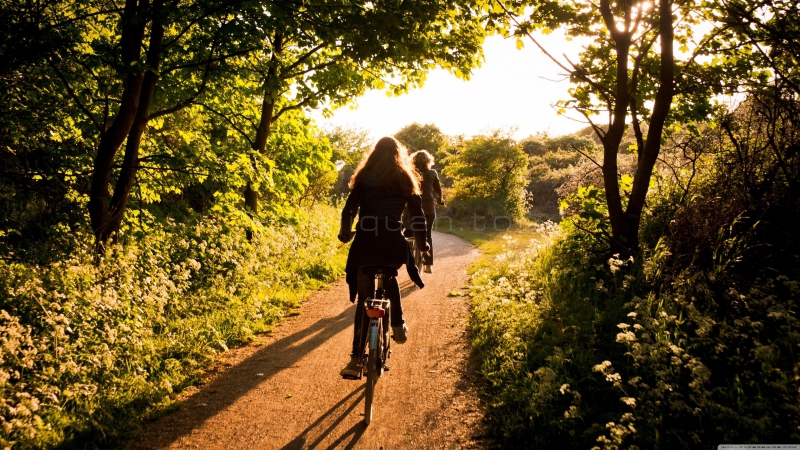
[149,20,226,119]
[195,101,254,146]
[577,106,607,140]
[629,94,645,165]
[570,142,604,171]
[160,47,257,75]
[282,42,328,73]
[272,96,316,122]
[495,0,577,77]
[160,0,246,49]
[115,164,209,176]
[281,60,338,80]
[148,79,208,119]
[47,58,102,131]
[44,7,124,31]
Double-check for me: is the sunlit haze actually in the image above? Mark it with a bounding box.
[309,32,588,141]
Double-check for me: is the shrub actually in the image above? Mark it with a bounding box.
[521,133,592,216]
[470,224,635,448]
[471,218,800,448]
[470,77,800,450]
[444,131,529,221]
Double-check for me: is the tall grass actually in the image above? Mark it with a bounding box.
[0,204,347,449]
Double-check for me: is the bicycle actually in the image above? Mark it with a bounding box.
[405,235,424,271]
[341,265,395,425]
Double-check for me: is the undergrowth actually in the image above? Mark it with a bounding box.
[0,204,347,449]
[469,218,800,448]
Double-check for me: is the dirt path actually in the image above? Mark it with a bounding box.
[134,232,489,449]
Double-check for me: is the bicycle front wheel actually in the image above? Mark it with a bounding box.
[364,346,378,424]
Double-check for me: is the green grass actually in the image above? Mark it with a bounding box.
[435,217,549,252]
[434,217,556,277]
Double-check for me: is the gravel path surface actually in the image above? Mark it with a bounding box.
[134,231,489,449]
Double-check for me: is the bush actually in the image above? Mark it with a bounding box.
[470,224,634,448]
[520,133,593,216]
[471,218,800,448]
[0,204,347,449]
[444,131,529,221]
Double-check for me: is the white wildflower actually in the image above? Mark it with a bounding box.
[606,373,622,384]
[592,360,612,373]
[616,331,636,343]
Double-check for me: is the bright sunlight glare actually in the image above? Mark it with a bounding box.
[309,32,589,141]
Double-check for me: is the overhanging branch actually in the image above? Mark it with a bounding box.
[47,58,103,132]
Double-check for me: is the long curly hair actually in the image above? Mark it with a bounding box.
[411,149,434,176]
[349,136,420,195]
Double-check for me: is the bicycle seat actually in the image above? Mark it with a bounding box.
[359,265,398,276]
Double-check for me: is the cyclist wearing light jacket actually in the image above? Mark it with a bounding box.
[337,136,429,377]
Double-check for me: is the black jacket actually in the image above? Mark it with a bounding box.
[419,169,443,215]
[340,171,427,301]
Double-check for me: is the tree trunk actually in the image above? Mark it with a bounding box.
[244,33,283,222]
[89,0,149,248]
[597,1,633,254]
[253,66,279,153]
[244,185,259,214]
[102,1,165,242]
[624,0,675,252]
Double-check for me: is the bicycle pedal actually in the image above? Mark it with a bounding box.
[384,365,390,371]
[341,374,361,380]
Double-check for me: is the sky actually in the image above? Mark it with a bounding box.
[308,31,589,142]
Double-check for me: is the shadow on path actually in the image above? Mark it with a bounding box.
[137,305,353,448]
[399,279,418,298]
[136,230,481,449]
[280,385,367,450]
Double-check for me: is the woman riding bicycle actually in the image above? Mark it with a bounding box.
[337,136,429,378]
[411,150,444,273]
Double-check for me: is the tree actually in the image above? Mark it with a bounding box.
[395,122,452,185]
[0,0,488,251]
[445,131,529,219]
[324,125,372,197]
[16,0,262,248]
[489,0,752,254]
[229,1,487,216]
[713,0,800,98]
[395,123,448,154]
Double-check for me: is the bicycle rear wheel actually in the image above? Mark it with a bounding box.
[364,346,377,424]
[414,247,423,270]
